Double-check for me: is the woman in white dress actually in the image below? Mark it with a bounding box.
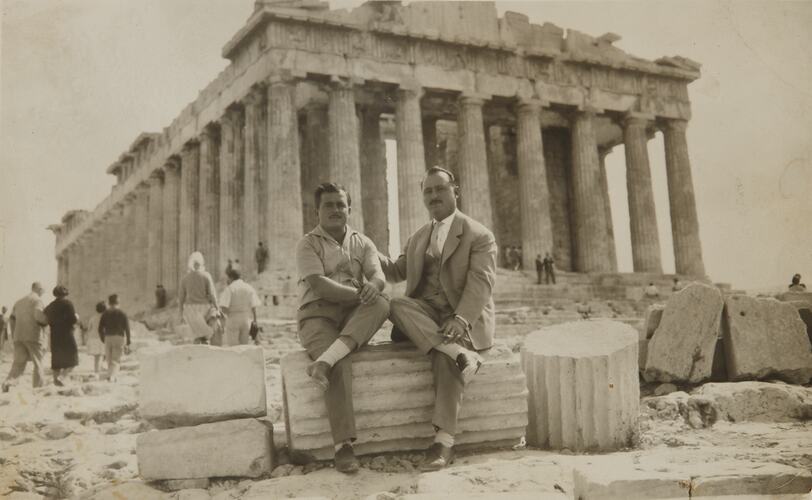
[86,301,107,373]
[178,252,220,343]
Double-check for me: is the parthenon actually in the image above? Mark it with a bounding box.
[49,0,706,318]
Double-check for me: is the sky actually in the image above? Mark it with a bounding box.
[1,0,811,308]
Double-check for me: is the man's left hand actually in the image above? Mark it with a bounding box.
[440,316,467,344]
[357,282,380,305]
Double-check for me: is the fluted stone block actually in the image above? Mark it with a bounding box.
[140,345,267,427]
[644,283,723,383]
[521,320,639,451]
[136,418,274,480]
[723,295,812,384]
[644,303,665,339]
[281,343,527,461]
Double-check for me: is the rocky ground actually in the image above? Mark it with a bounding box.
[1,321,810,499]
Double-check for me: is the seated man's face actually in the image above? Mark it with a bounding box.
[422,172,457,221]
[318,191,350,231]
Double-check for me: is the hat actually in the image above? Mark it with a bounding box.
[53,285,69,298]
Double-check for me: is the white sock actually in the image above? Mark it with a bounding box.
[334,439,352,451]
[434,342,465,361]
[316,339,352,368]
[434,430,455,447]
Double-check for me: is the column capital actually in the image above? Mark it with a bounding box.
[575,104,603,116]
[459,93,488,107]
[661,118,689,133]
[181,139,199,152]
[516,98,549,114]
[623,111,655,128]
[396,86,424,100]
[242,85,266,107]
[328,75,363,91]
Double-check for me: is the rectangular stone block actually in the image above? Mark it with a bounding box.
[281,342,528,460]
[136,418,274,480]
[139,345,267,427]
[723,295,812,384]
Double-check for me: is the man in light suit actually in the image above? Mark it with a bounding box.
[380,166,497,471]
[2,282,49,392]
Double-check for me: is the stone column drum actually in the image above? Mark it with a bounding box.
[515,99,554,270]
[328,79,363,229]
[162,161,181,295]
[624,114,662,273]
[521,320,640,451]
[663,119,705,277]
[219,109,240,273]
[178,142,200,274]
[146,171,164,296]
[598,149,618,272]
[570,109,611,273]
[242,89,263,276]
[265,78,303,274]
[456,95,494,230]
[197,128,219,279]
[396,88,427,247]
[360,107,389,253]
[133,185,150,307]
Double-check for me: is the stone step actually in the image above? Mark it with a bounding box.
[139,345,267,427]
[136,418,275,480]
[522,320,640,452]
[281,342,528,461]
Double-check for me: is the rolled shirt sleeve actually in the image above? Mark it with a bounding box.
[362,236,386,284]
[296,237,325,279]
[219,286,232,309]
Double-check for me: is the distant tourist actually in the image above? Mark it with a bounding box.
[542,252,556,284]
[98,294,131,382]
[505,246,516,269]
[219,268,261,346]
[233,259,242,272]
[644,282,660,298]
[178,251,219,344]
[297,182,389,474]
[0,306,8,351]
[44,285,79,386]
[155,284,167,309]
[85,301,107,374]
[671,277,683,292]
[535,254,543,285]
[255,242,269,274]
[789,273,807,292]
[1,282,48,392]
[515,246,523,270]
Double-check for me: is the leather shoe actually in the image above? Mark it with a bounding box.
[421,442,454,472]
[306,361,330,391]
[455,350,483,384]
[334,443,359,474]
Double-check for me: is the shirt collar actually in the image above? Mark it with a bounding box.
[311,224,358,245]
[433,209,457,227]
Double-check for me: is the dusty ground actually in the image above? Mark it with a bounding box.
[1,324,810,500]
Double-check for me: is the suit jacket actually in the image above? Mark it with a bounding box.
[10,292,48,343]
[381,210,497,350]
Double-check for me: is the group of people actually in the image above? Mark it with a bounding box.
[1,283,131,392]
[294,167,496,474]
[534,252,556,284]
[503,245,523,270]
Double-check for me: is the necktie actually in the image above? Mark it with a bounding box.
[430,221,442,258]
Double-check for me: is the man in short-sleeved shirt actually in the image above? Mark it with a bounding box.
[295,182,389,474]
[220,268,262,346]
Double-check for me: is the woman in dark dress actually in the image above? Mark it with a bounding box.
[44,286,79,386]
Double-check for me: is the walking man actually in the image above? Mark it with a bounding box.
[542,252,556,284]
[295,182,389,473]
[255,242,269,274]
[534,254,543,285]
[2,282,49,392]
[98,294,131,382]
[380,166,497,472]
[219,268,261,346]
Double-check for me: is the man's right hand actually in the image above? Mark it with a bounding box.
[357,282,380,305]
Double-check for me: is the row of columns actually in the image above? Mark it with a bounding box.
[57,78,705,317]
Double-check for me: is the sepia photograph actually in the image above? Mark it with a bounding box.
[1,0,811,498]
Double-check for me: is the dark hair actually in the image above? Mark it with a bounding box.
[421,166,456,188]
[108,294,119,306]
[95,301,107,314]
[226,268,241,281]
[314,182,351,209]
[53,285,69,298]
[792,274,801,285]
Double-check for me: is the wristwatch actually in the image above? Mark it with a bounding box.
[453,314,471,332]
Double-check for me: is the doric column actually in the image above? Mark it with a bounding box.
[457,95,494,229]
[328,78,363,229]
[663,119,705,276]
[516,99,554,270]
[360,107,389,253]
[219,109,240,275]
[197,127,220,279]
[624,113,663,273]
[121,196,137,304]
[423,116,439,168]
[570,108,611,272]
[242,89,263,277]
[266,76,303,274]
[146,171,164,298]
[598,147,618,272]
[98,213,114,297]
[396,88,427,247]
[162,160,181,296]
[301,104,329,232]
[87,228,103,307]
[179,142,199,275]
[107,203,126,297]
[133,184,150,307]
